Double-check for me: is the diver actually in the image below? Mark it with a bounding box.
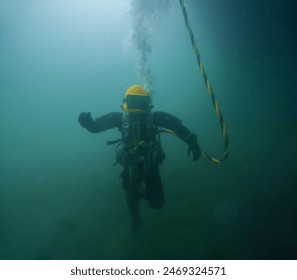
[78,85,201,231]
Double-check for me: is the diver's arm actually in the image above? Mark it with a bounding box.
[153,111,193,142]
[153,111,201,160]
[78,112,122,133]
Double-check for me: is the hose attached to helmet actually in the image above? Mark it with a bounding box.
[179,0,229,164]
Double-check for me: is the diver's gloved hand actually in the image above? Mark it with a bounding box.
[78,112,93,128]
[187,134,201,161]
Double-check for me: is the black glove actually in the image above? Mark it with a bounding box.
[187,134,201,161]
[78,112,93,128]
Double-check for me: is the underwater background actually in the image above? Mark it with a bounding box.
[1,0,296,260]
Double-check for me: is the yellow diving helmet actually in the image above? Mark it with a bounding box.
[122,85,153,113]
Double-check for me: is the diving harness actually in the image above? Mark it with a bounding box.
[107,113,166,168]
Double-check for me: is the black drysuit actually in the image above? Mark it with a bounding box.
[79,110,200,230]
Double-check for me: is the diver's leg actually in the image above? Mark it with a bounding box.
[144,165,165,209]
[121,167,143,231]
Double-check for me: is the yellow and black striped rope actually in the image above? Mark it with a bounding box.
[179,0,229,164]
